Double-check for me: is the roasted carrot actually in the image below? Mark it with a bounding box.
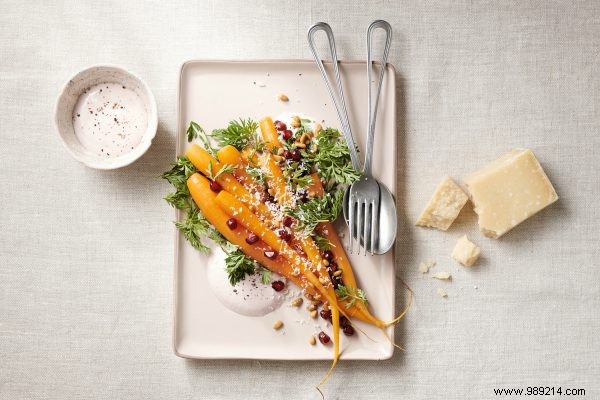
[257,117,341,388]
[216,145,260,190]
[186,144,277,223]
[220,146,357,324]
[187,172,314,292]
[259,116,280,152]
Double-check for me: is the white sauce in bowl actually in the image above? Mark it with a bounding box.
[72,83,148,157]
[206,250,286,317]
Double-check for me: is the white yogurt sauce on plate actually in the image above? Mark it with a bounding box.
[72,83,148,157]
[206,250,286,317]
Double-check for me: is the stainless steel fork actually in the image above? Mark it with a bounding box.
[348,20,392,255]
[308,20,392,255]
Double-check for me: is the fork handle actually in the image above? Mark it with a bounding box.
[307,22,362,171]
[364,20,392,177]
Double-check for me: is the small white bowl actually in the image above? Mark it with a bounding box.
[54,65,158,169]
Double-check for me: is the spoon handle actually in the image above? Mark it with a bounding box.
[364,20,392,177]
[307,22,362,171]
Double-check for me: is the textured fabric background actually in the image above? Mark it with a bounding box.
[1,1,599,399]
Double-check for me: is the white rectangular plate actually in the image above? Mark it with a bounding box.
[174,60,396,360]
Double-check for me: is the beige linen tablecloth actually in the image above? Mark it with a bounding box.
[1,1,599,399]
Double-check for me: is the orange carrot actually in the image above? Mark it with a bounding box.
[216,145,260,190]
[187,173,312,291]
[258,117,341,388]
[260,116,280,152]
[186,145,259,207]
[214,190,340,307]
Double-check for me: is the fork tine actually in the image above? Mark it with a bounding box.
[356,199,364,256]
[370,198,379,255]
[363,201,371,256]
[348,196,355,254]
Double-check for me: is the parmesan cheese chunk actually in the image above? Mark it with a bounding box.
[451,235,480,266]
[416,176,468,231]
[464,149,558,238]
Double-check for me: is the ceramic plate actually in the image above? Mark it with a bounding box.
[174,60,396,360]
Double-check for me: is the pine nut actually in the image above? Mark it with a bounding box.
[313,123,322,135]
[308,304,316,311]
[310,310,318,319]
[294,142,306,149]
[291,298,303,307]
[273,320,283,330]
[309,336,316,345]
[291,116,301,128]
[278,93,289,102]
[277,147,284,155]
[333,270,342,277]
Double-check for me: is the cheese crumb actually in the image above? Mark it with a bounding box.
[418,259,436,273]
[432,272,451,280]
[451,235,481,266]
[437,288,448,298]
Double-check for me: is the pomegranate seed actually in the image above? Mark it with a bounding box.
[271,280,285,291]
[318,331,330,344]
[320,310,332,320]
[299,192,309,203]
[327,262,338,274]
[283,149,293,160]
[323,250,334,262]
[278,228,291,242]
[332,276,341,290]
[343,325,355,336]
[282,129,293,140]
[339,315,349,327]
[209,180,222,192]
[245,233,259,244]
[226,218,237,229]
[274,120,287,131]
[290,149,301,161]
[283,215,294,227]
[264,250,278,259]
